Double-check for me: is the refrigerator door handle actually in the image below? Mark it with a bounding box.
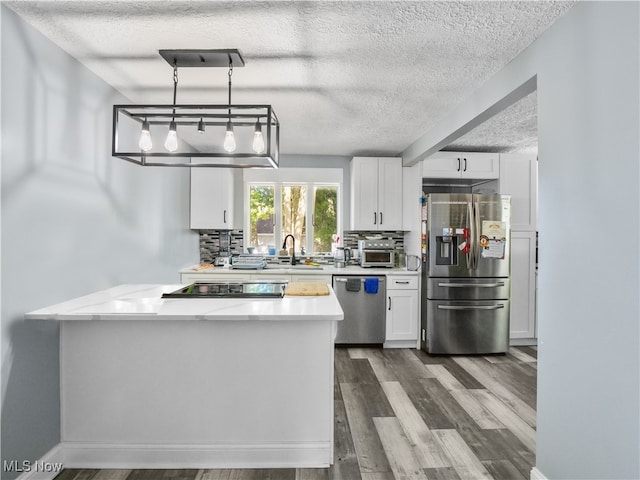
[437,304,505,311]
[437,282,505,288]
[467,201,475,270]
[474,200,481,270]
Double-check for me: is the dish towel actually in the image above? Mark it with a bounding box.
[364,278,379,294]
[346,278,361,292]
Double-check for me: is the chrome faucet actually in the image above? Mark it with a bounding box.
[282,234,297,265]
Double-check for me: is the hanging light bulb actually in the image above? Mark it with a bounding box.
[252,119,265,154]
[163,62,180,153]
[138,118,152,152]
[164,120,178,152]
[197,117,205,134]
[222,58,238,153]
[223,120,236,152]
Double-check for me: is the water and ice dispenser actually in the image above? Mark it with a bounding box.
[435,233,458,266]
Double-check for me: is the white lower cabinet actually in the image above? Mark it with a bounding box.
[510,231,537,343]
[385,275,419,348]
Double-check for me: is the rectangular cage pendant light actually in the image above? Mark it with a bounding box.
[111,49,280,168]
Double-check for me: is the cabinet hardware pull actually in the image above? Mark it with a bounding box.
[223,210,227,223]
[373,212,377,224]
[379,212,383,224]
[438,282,505,288]
[437,304,504,310]
[388,297,392,311]
[463,158,467,172]
[457,158,461,171]
[396,281,410,284]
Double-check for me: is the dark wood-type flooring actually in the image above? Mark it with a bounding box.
[54,346,538,480]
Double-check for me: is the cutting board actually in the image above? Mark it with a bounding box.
[285,282,330,296]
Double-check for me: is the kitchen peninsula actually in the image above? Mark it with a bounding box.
[25,284,343,469]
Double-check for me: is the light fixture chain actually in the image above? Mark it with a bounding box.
[172,63,179,106]
[227,57,233,116]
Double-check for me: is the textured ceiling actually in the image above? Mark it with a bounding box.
[445,90,538,154]
[6,1,573,157]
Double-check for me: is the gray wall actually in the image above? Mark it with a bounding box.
[0,6,198,477]
[404,2,639,478]
[535,3,638,477]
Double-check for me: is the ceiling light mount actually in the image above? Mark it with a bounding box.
[112,49,279,168]
[158,49,245,69]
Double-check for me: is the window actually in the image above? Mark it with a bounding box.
[312,186,338,252]
[244,169,342,255]
[248,185,275,249]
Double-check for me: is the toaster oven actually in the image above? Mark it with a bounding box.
[358,239,395,268]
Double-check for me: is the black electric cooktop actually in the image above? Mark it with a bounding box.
[162,282,287,299]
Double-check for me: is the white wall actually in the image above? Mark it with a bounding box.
[403,2,639,478]
[0,6,198,476]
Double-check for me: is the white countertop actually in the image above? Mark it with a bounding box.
[25,284,344,322]
[180,264,420,276]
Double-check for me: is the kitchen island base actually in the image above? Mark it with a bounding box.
[59,318,335,469]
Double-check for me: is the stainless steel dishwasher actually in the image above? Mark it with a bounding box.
[333,275,386,344]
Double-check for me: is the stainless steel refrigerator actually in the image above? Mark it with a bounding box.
[420,193,511,354]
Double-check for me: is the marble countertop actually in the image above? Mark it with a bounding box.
[25,284,344,322]
[180,264,420,276]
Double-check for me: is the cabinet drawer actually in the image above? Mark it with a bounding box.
[387,276,418,290]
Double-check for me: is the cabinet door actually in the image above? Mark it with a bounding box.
[509,232,537,340]
[386,289,419,341]
[499,154,538,231]
[460,153,500,179]
[350,157,380,230]
[190,168,234,229]
[422,153,462,178]
[377,157,403,230]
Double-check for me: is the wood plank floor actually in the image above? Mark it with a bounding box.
[54,347,536,480]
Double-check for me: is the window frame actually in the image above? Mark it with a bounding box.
[243,168,343,255]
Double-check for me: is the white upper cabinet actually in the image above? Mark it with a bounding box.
[190,167,234,230]
[351,157,403,230]
[422,152,500,179]
[498,153,538,231]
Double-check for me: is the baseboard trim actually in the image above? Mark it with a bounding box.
[15,444,65,480]
[59,441,332,469]
[530,466,548,480]
[383,340,419,349]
